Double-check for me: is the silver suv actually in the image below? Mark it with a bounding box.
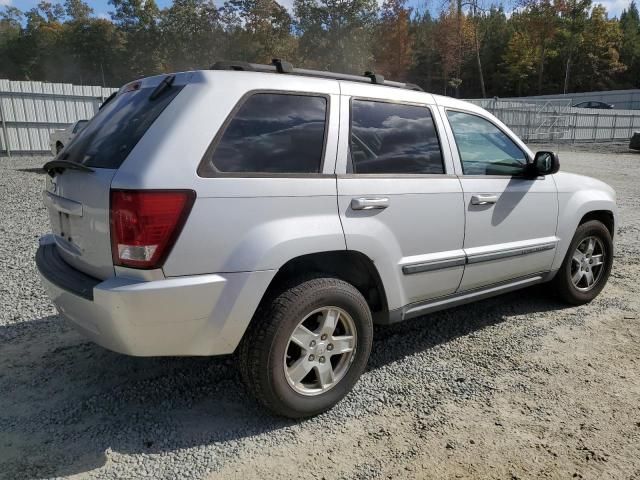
[36,61,617,418]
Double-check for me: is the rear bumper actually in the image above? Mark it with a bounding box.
[36,238,276,356]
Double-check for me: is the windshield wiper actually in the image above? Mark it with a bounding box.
[43,159,95,177]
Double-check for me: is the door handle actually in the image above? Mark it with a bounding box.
[351,197,390,210]
[471,194,498,205]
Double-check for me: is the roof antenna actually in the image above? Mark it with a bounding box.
[272,59,294,73]
[364,71,385,85]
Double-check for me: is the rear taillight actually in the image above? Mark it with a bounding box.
[110,189,195,269]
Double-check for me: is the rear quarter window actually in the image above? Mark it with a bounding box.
[61,83,183,169]
[198,93,328,176]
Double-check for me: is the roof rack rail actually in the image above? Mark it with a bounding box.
[210,59,424,92]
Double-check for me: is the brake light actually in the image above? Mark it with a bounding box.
[110,190,195,269]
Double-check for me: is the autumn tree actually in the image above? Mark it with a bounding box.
[373,0,413,81]
[503,29,536,95]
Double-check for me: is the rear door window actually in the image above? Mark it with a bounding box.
[198,93,328,175]
[61,83,183,169]
[349,100,444,174]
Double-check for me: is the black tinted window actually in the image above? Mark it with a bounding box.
[200,93,327,175]
[350,100,444,174]
[62,84,183,169]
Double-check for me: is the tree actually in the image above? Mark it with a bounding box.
[620,1,640,87]
[434,3,472,96]
[294,0,378,74]
[519,0,560,94]
[557,0,591,94]
[64,0,93,20]
[160,0,224,70]
[503,30,536,95]
[409,11,438,92]
[224,0,296,64]
[576,4,625,90]
[373,0,413,81]
[109,0,163,80]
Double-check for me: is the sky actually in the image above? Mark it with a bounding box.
[4,0,635,19]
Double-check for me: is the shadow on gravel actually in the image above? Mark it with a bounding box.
[0,285,568,479]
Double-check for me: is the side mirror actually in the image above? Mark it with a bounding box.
[529,151,560,176]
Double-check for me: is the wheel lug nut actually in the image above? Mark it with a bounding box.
[319,356,325,363]
[310,340,316,347]
[321,334,327,340]
[327,344,334,351]
[308,354,315,361]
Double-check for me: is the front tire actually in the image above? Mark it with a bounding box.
[552,220,613,305]
[239,277,373,418]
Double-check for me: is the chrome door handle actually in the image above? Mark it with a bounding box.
[471,194,498,205]
[351,197,390,210]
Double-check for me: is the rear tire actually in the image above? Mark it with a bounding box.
[551,220,613,305]
[239,276,373,418]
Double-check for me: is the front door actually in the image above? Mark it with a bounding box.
[443,109,559,291]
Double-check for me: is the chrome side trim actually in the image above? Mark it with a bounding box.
[401,240,557,275]
[466,242,556,264]
[402,257,466,275]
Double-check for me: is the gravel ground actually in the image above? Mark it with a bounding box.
[1,145,639,479]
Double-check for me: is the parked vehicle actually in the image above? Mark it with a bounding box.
[49,120,88,155]
[573,101,614,109]
[630,131,640,151]
[36,61,617,418]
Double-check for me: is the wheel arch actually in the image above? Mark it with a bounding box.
[578,210,615,237]
[258,250,390,323]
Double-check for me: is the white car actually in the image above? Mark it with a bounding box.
[36,61,617,418]
[49,120,88,155]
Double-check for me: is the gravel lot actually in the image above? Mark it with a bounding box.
[1,145,639,479]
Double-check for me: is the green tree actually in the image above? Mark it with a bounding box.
[620,0,640,87]
[224,0,296,64]
[294,0,378,74]
[109,0,164,80]
[408,11,439,92]
[503,30,536,95]
[160,0,224,70]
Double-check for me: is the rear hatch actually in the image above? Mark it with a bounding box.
[43,77,184,279]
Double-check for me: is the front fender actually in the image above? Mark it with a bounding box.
[552,185,617,271]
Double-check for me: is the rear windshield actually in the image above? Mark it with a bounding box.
[60,83,183,169]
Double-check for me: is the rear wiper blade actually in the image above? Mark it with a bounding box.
[149,75,175,101]
[43,159,94,177]
[99,91,117,110]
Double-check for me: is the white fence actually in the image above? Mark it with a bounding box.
[0,79,117,156]
[2,79,640,155]
[469,98,640,143]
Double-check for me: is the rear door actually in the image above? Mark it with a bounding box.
[336,83,465,311]
[44,76,185,279]
[439,106,558,291]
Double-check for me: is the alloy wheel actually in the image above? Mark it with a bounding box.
[283,307,357,396]
[571,236,606,292]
